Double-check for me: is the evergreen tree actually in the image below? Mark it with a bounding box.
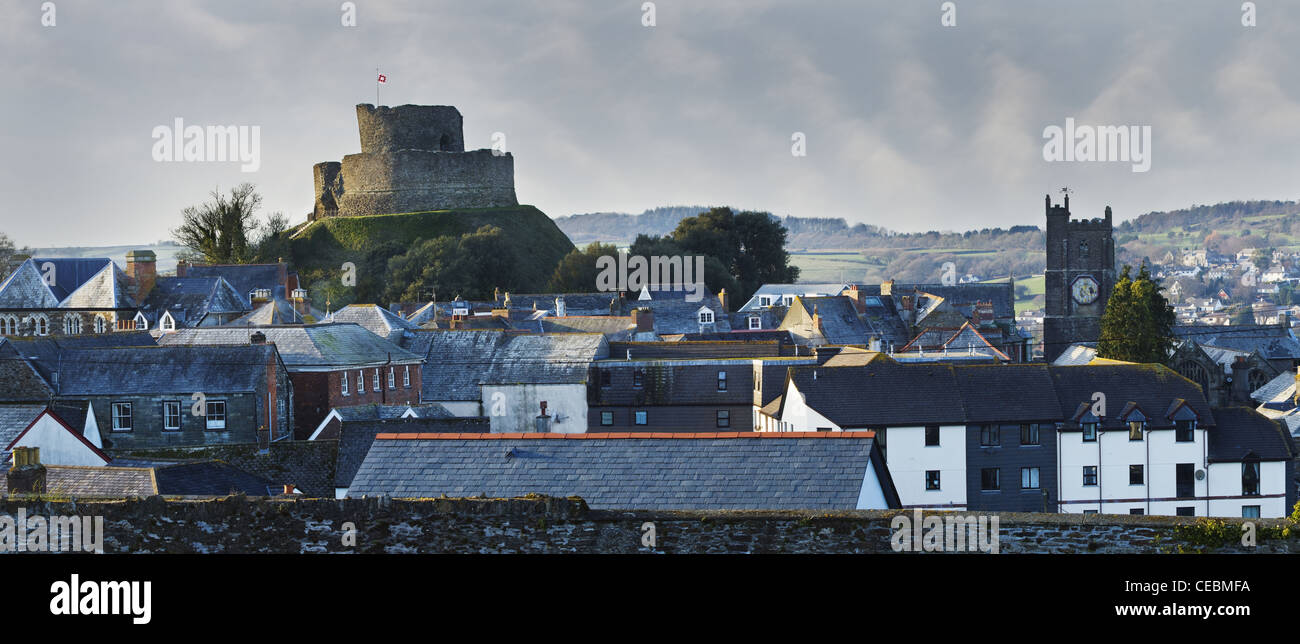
[1097,264,1175,363]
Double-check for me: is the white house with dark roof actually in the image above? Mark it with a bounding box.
[4,404,107,467]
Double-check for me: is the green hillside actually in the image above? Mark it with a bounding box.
[284,205,575,307]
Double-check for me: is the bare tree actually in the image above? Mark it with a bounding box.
[172,183,263,264]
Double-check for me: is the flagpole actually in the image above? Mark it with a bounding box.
[376,66,379,106]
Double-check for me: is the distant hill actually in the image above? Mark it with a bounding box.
[25,242,186,274]
[285,205,575,306]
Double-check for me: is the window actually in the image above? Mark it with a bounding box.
[1020,424,1039,446]
[925,425,940,446]
[1176,463,1195,498]
[979,425,999,447]
[64,315,81,335]
[372,370,380,392]
[160,313,174,332]
[759,296,773,307]
[1082,422,1098,442]
[1176,506,1195,517]
[748,316,761,330]
[1242,506,1261,519]
[205,401,227,430]
[111,402,132,431]
[1128,421,1145,441]
[1129,464,1144,485]
[357,371,364,394]
[925,470,941,490]
[1129,508,1145,515]
[1082,466,1098,486]
[600,411,613,426]
[716,410,730,428]
[634,410,647,425]
[1083,510,1099,515]
[388,368,395,389]
[632,369,644,388]
[1242,461,1260,496]
[1175,419,1195,442]
[1020,467,1040,490]
[403,366,410,387]
[341,372,349,396]
[163,401,181,431]
[94,317,106,334]
[980,468,1000,491]
[132,313,146,331]
[600,369,611,388]
[698,309,714,324]
[0,315,14,335]
[33,315,49,336]
[717,371,727,391]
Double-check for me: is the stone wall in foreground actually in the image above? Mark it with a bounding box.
[1,496,1295,554]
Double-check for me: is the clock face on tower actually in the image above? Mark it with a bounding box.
[1071,275,1100,305]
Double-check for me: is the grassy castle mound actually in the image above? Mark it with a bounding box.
[282,205,575,307]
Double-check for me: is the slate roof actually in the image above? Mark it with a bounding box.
[738,283,850,312]
[1172,325,1300,360]
[0,333,158,383]
[1052,343,1098,366]
[0,403,46,463]
[407,330,607,401]
[786,296,871,345]
[0,260,60,308]
[312,403,456,439]
[152,461,280,495]
[137,277,248,326]
[623,287,731,335]
[157,323,421,370]
[43,466,157,497]
[227,298,305,326]
[1208,407,1294,462]
[0,355,53,401]
[782,358,1215,430]
[29,258,117,302]
[59,262,133,309]
[327,304,417,342]
[348,432,896,510]
[1251,370,1296,406]
[184,263,286,305]
[503,293,617,316]
[52,345,278,395]
[334,417,491,489]
[536,316,636,339]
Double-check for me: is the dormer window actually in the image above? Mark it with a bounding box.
[698,309,714,324]
[252,288,272,300]
[1082,422,1098,442]
[759,296,773,307]
[1175,419,1195,442]
[748,316,761,330]
[132,312,147,331]
[292,288,308,300]
[161,312,176,332]
[1128,421,1145,441]
[782,295,794,306]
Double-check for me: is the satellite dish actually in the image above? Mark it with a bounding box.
[1195,470,1206,481]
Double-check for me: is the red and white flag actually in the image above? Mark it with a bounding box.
[377,73,387,83]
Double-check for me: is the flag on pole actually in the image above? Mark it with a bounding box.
[377,73,387,83]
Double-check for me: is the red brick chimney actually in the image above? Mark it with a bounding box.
[126,250,157,303]
[973,300,995,327]
[845,285,866,313]
[632,307,654,332]
[175,259,188,278]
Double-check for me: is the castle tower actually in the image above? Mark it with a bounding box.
[311,104,518,220]
[1042,193,1116,362]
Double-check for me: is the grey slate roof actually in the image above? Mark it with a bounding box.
[137,277,248,326]
[1172,325,1300,360]
[53,345,278,395]
[406,330,608,402]
[184,263,286,305]
[0,260,60,308]
[59,262,133,309]
[623,287,731,335]
[30,258,116,302]
[152,461,279,495]
[157,323,421,369]
[608,341,784,360]
[0,403,46,463]
[227,298,305,326]
[1208,407,1294,462]
[739,283,850,312]
[0,355,53,401]
[334,417,491,489]
[794,296,871,345]
[348,434,894,510]
[327,304,416,342]
[0,333,158,383]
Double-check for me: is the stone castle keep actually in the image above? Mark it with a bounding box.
[310,104,518,221]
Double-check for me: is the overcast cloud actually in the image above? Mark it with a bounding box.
[2,0,1298,247]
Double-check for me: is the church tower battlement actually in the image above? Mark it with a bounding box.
[1043,193,1116,362]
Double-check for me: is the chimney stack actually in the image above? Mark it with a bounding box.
[7,446,46,494]
[534,400,552,433]
[125,250,158,303]
[632,307,654,333]
[176,259,189,278]
[250,331,267,345]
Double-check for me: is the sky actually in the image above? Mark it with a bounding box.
[2,0,1298,247]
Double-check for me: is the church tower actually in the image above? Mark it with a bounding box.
[1043,193,1116,362]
